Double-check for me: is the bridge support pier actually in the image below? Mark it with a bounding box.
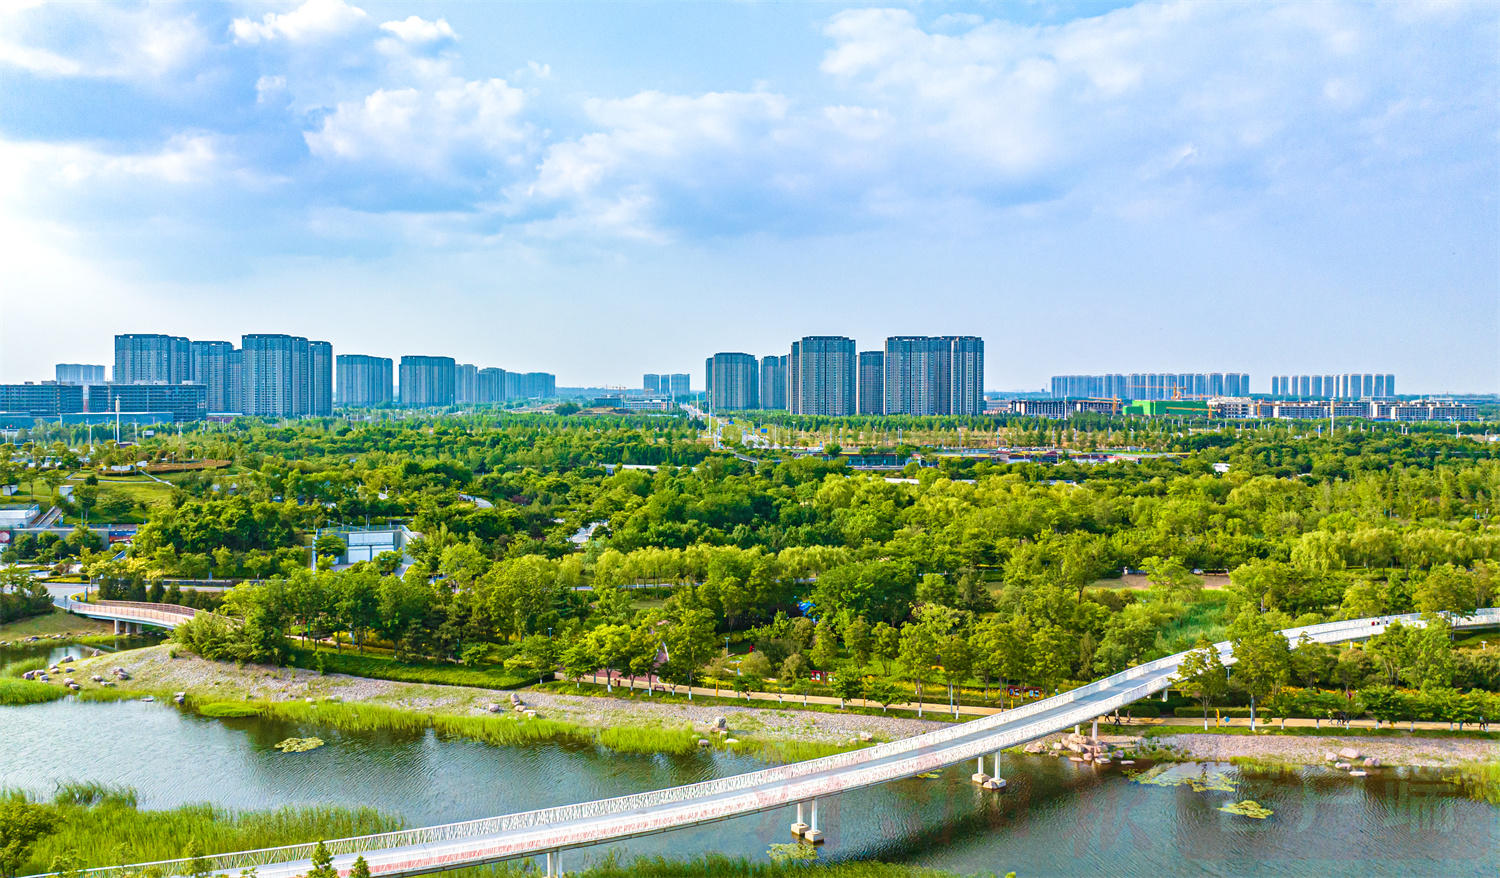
[545,850,558,877]
[113,620,121,635]
[790,802,807,837]
[803,798,823,844]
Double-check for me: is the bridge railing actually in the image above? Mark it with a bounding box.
[61,595,197,628]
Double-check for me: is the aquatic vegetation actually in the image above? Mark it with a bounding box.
[1446,763,1500,806]
[53,781,139,808]
[1219,800,1274,818]
[1,656,48,678]
[1127,764,1237,793]
[198,701,262,718]
[274,737,326,752]
[0,677,69,706]
[598,726,703,756]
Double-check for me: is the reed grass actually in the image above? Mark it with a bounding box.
[432,713,594,748]
[1447,762,1500,805]
[197,701,262,718]
[597,726,702,756]
[0,677,69,706]
[1,656,48,677]
[20,792,403,876]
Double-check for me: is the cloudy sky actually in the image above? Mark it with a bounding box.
[0,0,1495,392]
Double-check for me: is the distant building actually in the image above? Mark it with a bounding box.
[1270,373,1397,399]
[55,364,106,385]
[114,334,190,384]
[520,372,556,399]
[242,334,311,417]
[667,373,691,397]
[336,355,391,407]
[759,355,788,411]
[456,363,479,404]
[791,336,856,416]
[478,367,506,403]
[0,383,84,417]
[308,341,333,416]
[857,351,884,415]
[1050,372,1247,402]
[399,356,457,407]
[88,383,208,422]
[707,353,759,411]
[643,373,663,395]
[190,341,239,412]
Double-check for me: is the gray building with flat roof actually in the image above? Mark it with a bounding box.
[337,354,393,406]
[399,356,456,407]
[114,334,190,384]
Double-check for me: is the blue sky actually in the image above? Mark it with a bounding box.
[0,0,1495,392]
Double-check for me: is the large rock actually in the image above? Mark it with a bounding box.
[1338,747,1360,760]
[714,716,729,731]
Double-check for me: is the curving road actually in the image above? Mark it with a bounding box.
[39,607,1500,878]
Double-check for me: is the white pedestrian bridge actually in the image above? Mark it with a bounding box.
[54,592,196,634]
[44,605,1500,878]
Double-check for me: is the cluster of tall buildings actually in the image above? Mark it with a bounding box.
[1270,374,1396,399]
[1,333,559,423]
[106,332,334,418]
[707,335,985,416]
[642,373,691,396]
[1048,372,1252,401]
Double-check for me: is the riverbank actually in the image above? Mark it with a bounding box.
[1150,730,1499,768]
[64,645,943,760]
[0,608,113,643]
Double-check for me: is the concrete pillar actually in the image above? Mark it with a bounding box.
[790,801,807,836]
[113,620,121,636]
[545,850,557,877]
[804,798,823,844]
[1091,718,1098,741]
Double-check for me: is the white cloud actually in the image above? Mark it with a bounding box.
[0,2,205,79]
[231,0,368,45]
[378,16,456,46]
[305,78,529,174]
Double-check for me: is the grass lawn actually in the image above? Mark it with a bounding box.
[0,608,112,640]
[286,646,536,690]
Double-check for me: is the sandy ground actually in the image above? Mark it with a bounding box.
[72,645,946,746]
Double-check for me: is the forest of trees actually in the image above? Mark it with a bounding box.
[7,412,1499,721]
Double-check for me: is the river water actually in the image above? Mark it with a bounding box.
[1,655,1497,876]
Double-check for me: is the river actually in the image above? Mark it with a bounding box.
[2,692,1496,877]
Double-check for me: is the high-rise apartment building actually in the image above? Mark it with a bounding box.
[242,334,312,417]
[791,336,856,416]
[1052,372,1246,402]
[190,341,238,412]
[308,341,333,416]
[857,351,884,415]
[456,364,479,404]
[55,364,106,385]
[1271,373,1397,399]
[759,355,788,411]
[883,336,983,415]
[707,353,759,411]
[114,334,190,384]
[667,374,690,397]
[337,354,393,406]
[399,356,457,407]
[947,336,985,415]
[644,374,663,394]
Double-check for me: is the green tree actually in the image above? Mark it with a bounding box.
[1229,611,1291,730]
[349,856,372,878]
[1174,639,1228,730]
[830,663,865,709]
[843,616,872,665]
[306,841,336,878]
[0,800,56,878]
[1414,564,1479,617]
[864,676,900,713]
[738,650,772,698]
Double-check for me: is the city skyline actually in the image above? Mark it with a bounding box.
[0,1,1495,392]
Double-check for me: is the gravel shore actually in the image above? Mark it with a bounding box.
[75,646,946,746]
[1155,732,1500,768]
